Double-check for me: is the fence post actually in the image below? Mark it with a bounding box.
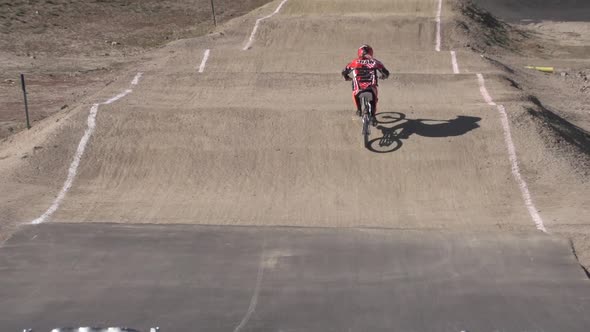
[20,74,31,129]
[210,0,217,26]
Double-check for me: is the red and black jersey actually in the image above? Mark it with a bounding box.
[342,57,390,93]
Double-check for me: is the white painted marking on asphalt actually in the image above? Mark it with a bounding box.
[31,73,143,225]
[198,49,211,73]
[243,0,289,51]
[451,50,460,74]
[233,252,266,332]
[435,0,443,52]
[476,73,547,233]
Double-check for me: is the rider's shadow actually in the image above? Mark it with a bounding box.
[367,112,481,153]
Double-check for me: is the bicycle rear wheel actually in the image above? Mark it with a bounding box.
[361,96,371,146]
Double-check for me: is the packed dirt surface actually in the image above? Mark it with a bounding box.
[455,0,590,270]
[469,0,590,23]
[0,0,272,139]
[0,0,589,276]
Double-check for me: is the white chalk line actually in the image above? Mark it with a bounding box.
[131,72,142,85]
[477,73,495,105]
[104,89,133,105]
[243,0,289,51]
[233,251,266,332]
[476,73,547,233]
[198,49,211,73]
[451,50,460,74]
[435,0,442,52]
[31,73,143,225]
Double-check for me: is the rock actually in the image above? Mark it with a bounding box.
[60,104,68,110]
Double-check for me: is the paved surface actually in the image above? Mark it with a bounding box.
[1,223,589,331]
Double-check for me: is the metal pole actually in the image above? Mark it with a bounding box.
[210,0,217,26]
[20,74,31,129]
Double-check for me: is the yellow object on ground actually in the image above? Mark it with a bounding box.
[525,66,554,73]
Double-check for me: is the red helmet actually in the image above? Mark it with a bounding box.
[357,44,374,58]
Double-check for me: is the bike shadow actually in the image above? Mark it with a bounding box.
[367,112,482,153]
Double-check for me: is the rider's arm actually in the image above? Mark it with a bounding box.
[342,67,353,81]
[342,60,357,81]
[378,67,390,79]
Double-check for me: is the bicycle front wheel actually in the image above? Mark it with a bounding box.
[361,97,371,146]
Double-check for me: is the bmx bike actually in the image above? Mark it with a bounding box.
[358,90,376,147]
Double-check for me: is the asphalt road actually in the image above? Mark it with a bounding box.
[1,223,589,332]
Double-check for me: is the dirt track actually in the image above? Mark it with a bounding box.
[0,0,589,264]
[470,0,590,23]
